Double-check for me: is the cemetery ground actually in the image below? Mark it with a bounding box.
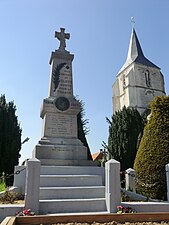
[0,187,24,204]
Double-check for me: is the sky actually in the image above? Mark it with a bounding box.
[0,0,169,165]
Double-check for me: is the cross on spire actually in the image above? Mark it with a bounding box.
[55,28,70,51]
[131,17,135,29]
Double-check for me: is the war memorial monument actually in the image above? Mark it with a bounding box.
[11,28,120,216]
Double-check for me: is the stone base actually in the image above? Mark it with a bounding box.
[32,137,96,166]
[33,144,87,160]
[38,137,83,145]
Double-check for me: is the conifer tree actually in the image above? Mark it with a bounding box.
[0,95,22,185]
[107,106,143,171]
[77,99,92,160]
[134,96,169,200]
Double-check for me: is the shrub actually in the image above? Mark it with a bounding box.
[107,106,143,171]
[134,96,169,200]
[0,182,6,192]
[0,189,24,204]
[0,172,6,192]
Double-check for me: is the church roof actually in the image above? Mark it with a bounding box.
[118,28,160,74]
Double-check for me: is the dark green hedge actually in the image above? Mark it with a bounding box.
[107,106,143,171]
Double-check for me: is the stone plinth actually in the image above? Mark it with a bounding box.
[32,137,92,166]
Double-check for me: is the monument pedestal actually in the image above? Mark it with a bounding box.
[33,138,96,166]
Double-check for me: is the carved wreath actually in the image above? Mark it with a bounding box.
[52,63,66,91]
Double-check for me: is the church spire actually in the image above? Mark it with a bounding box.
[126,27,144,62]
[118,26,160,74]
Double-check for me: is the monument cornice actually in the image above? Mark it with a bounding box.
[49,51,74,65]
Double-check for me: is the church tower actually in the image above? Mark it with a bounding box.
[112,27,166,114]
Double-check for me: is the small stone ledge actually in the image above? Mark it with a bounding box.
[0,204,24,222]
[122,201,169,212]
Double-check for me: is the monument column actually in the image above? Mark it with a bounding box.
[32,28,93,166]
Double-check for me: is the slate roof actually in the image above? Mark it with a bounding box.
[118,28,160,74]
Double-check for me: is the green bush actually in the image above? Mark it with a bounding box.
[0,172,6,192]
[0,181,6,192]
[134,96,169,200]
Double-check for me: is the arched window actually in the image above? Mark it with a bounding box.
[145,70,151,87]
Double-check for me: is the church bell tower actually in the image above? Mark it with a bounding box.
[112,25,166,114]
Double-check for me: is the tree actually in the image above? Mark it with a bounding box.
[0,95,22,185]
[134,96,169,200]
[77,99,92,160]
[107,106,143,171]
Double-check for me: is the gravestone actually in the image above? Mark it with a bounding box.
[32,28,93,166]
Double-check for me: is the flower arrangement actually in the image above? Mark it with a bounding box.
[16,208,35,216]
[117,205,136,214]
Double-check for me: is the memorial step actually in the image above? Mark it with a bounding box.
[40,174,103,187]
[39,186,105,200]
[39,198,107,214]
[38,165,106,214]
[40,165,104,176]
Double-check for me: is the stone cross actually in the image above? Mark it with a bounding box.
[55,28,70,51]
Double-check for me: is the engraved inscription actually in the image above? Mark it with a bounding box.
[57,65,72,96]
[44,114,76,137]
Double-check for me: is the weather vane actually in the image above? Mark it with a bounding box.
[131,17,135,29]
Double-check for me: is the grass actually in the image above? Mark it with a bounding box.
[0,181,6,192]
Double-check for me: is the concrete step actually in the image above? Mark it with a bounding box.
[40,159,98,166]
[40,175,103,187]
[39,186,105,200]
[40,166,104,176]
[39,198,107,214]
[40,166,105,184]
